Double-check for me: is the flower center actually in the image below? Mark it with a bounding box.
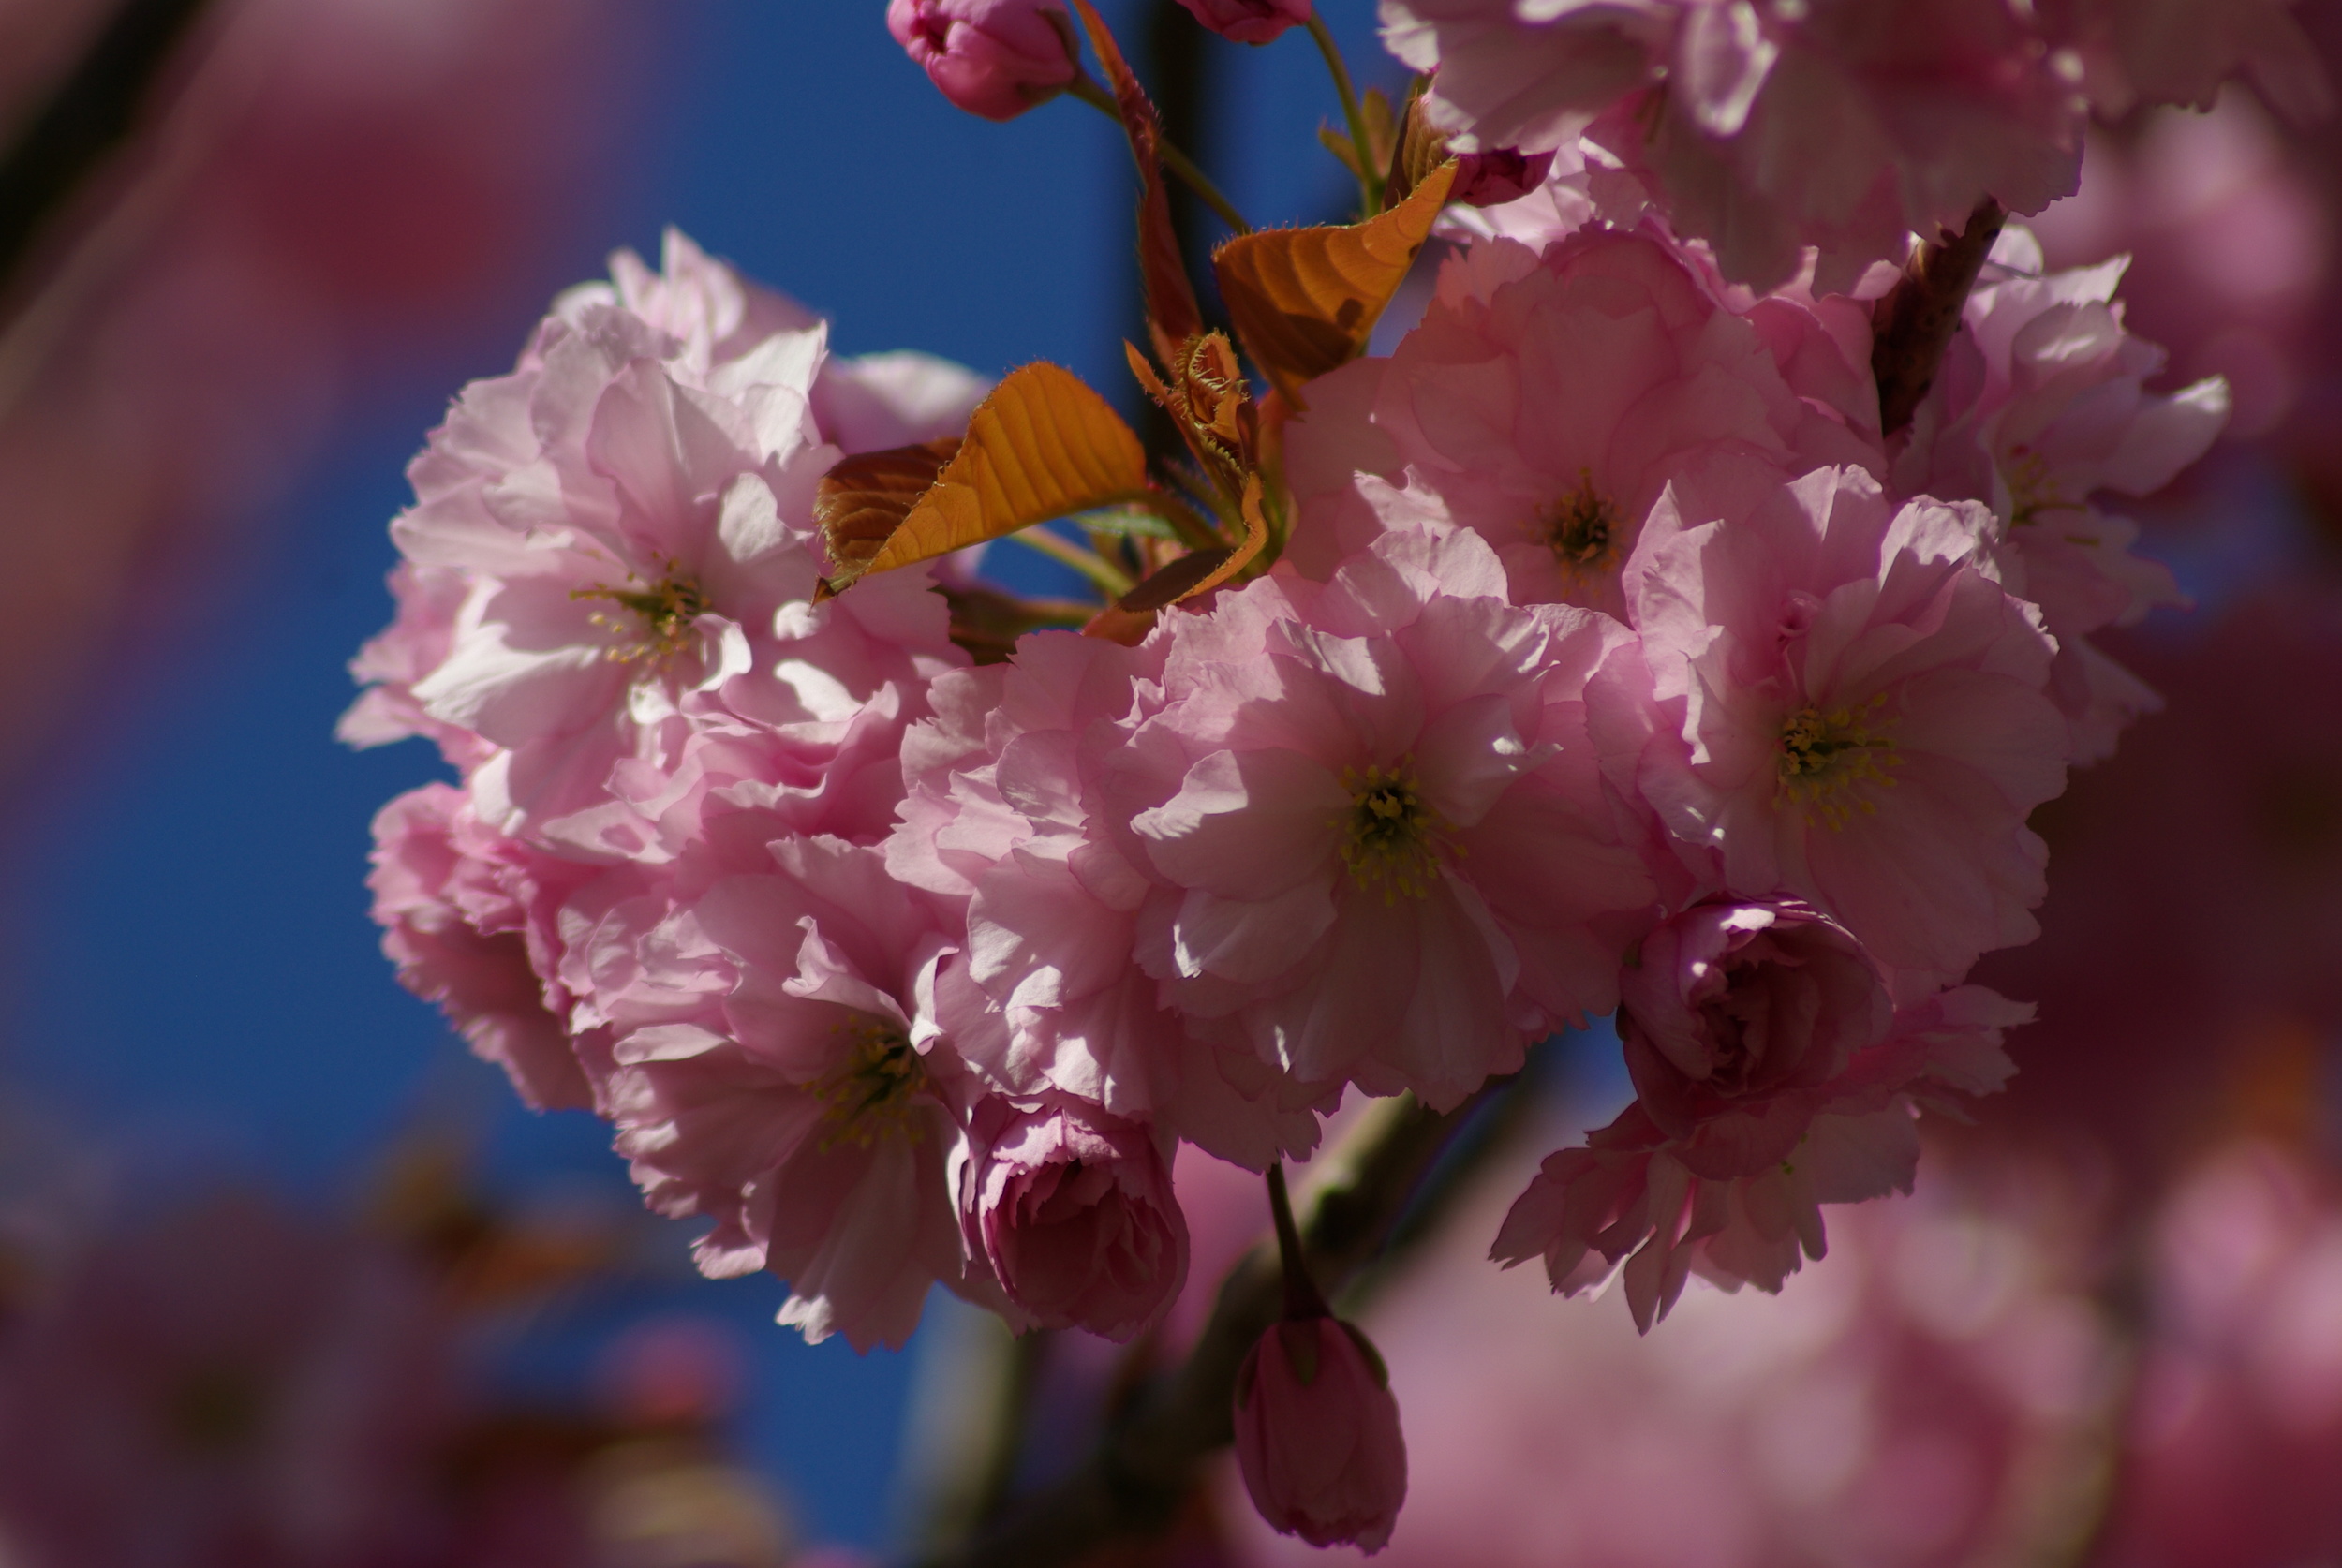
[572,565,711,663]
[1775,697,1900,829]
[2005,447,2080,530]
[1538,471,1622,574]
[1334,760,1456,904]
[812,1022,927,1151]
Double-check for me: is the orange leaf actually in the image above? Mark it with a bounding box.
[1173,472,1270,603]
[1070,0,1202,357]
[1384,79,1448,210]
[1118,545,1233,613]
[1110,473,1270,615]
[814,438,961,585]
[1213,161,1457,405]
[817,363,1150,598]
[1081,602,1159,645]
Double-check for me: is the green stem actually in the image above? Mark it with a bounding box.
[1265,1163,1329,1321]
[1306,15,1383,215]
[1067,72,1253,235]
[1000,524,1135,599]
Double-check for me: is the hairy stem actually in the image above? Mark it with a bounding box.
[1068,72,1253,236]
[1871,199,2007,438]
[1306,16,1384,216]
[0,0,217,308]
[917,1084,1514,1568]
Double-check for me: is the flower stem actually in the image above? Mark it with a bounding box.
[1307,15,1384,215]
[1067,72,1253,236]
[1872,199,2007,437]
[1266,1162,1330,1320]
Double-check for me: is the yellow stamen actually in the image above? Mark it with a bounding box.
[811,1021,927,1151]
[1775,694,1901,830]
[572,561,711,663]
[1330,758,1457,905]
[1536,470,1623,582]
[2005,447,2082,530]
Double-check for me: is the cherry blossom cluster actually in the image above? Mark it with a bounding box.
[349,210,2208,1522]
[344,1,2279,1555]
[1386,0,2328,290]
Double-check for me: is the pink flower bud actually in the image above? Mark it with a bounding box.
[1172,0,1312,47]
[961,1097,1189,1341]
[886,0,1079,123]
[1451,147,1556,208]
[1233,1317,1408,1553]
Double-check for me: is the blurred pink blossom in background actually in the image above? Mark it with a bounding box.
[0,0,634,783]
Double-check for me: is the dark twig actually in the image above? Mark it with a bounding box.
[0,0,217,306]
[917,1085,1512,1568]
[1871,199,2007,438]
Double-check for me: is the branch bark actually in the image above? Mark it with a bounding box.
[917,1085,1509,1568]
[1871,199,2007,438]
[0,0,216,307]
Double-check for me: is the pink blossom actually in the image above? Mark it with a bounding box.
[1432,139,1596,251]
[553,677,941,864]
[2031,96,2329,447]
[1588,0,2087,290]
[1450,147,1558,209]
[1619,899,1893,1175]
[1388,0,2090,290]
[338,561,496,771]
[2037,0,2333,122]
[889,630,1330,1170]
[958,1094,1190,1340]
[888,0,1079,122]
[367,782,615,1113]
[1621,466,2068,982]
[554,228,823,383]
[1234,1316,1409,1553]
[345,234,981,814]
[1175,0,1312,47]
[813,349,992,455]
[373,244,960,840]
[1281,229,1877,612]
[1896,228,2216,762]
[559,229,993,452]
[1127,519,1660,1110]
[1379,0,1674,160]
[1494,984,2029,1328]
[595,836,994,1350]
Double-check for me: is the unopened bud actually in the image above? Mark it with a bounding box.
[1233,1315,1408,1553]
[1452,147,1556,207]
[1173,0,1312,47]
[959,1095,1189,1341]
[887,0,1079,123]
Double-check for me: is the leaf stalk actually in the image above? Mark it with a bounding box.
[1068,71,1253,236]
